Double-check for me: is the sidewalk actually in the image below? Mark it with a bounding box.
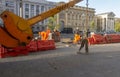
[55,42,67,48]
[55,42,80,48]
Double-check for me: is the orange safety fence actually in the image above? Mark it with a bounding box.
[88,34,120,45]
[0,45,29,58]
[104,34,120,43]
[91,34,106,44]
[87,37,94,45]
[45,40,56,50]
[27,40,38,52]
[0,39,56,58]
[6,46,29,57]
[37,40,56,51]
[0,45,7,58]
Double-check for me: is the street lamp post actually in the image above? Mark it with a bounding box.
[86,0,89,37]
[81,13,85,32]
[84,0,89,53]
[20,0,23,17]
[76,0,89,54]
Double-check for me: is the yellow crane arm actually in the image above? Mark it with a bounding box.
[0,0,83,48]
[27,0,83,26]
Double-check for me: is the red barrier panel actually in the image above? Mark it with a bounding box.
[117,35,120,42]
[111,34,118,43]
[37,40,48,51]
[47,40,56,50]
[0,39,56,58]
[87,37,94,45]
[27,40,38,52]
[37,40,56,51]
[91,34,106,44]
[0,45,29,58]
[0,45,7,58]
[104,34,112,43]
[112,34,120,43]
[6,46,29,57]
[104,34,120,43]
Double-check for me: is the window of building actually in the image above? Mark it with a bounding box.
[25,4,29,18]
[25,4,29,13]
[31,5,34,17]
[5,1,14,7]
[31,5,34,10]
[72,14,74,20]
[25,4,29,8]
[104,18,106,31]
[25,15,29,18]
[36,5,39,15]
[76,15,78,20]
[41,21,44,25]
[59,13,65,19]
[41,6,44,13]
[68,13,70,19]
[25,8,29,11]
[37,26,39,30]
[6,3,8,6]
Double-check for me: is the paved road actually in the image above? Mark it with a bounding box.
[0,43,120,77]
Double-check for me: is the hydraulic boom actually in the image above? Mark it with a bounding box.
[0,0,83,48]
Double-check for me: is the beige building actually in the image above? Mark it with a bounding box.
[56,4,95,32]
[95,12,115,32]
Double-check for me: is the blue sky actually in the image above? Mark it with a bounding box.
[47,0,120,17]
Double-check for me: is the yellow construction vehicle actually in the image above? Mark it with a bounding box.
[0,0,83,48]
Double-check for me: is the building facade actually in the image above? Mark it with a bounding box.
[0,0,56,32]
[0,0,17,14]
[0,0,116,33]
[56,5,95,32]
[95,12,115,32]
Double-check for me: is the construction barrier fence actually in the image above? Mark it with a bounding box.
[0,40,56,58]
[88,34,120,45]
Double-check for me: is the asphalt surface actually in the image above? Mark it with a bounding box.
[1,43,120,77]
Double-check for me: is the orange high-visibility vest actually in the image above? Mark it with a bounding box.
[41,31,47,40]
[73,34,81,44]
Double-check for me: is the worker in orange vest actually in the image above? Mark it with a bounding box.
[39,31,47,40]
[73,32,81,44]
